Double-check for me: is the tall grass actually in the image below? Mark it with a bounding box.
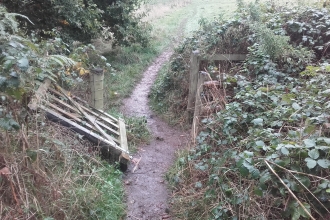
[0,120,125,219]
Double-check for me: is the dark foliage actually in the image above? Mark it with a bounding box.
[2,0,149,45]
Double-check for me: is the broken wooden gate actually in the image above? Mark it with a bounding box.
[28,79,130,170]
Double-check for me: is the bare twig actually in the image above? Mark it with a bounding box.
[264,160,315,220]
[132,157,142,173]
[266,160,330,214]
[266,160,329,181]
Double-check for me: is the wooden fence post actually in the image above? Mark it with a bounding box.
[186,50,200,123]
[90,68,104,110]
[191,72,208,141]
[188,53,246,141]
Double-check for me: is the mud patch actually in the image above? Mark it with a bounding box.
[121,50,189,219]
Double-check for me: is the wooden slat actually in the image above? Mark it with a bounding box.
[118,118,128,152]
[40,105,128,154]
[55,85,119,148]
[119,118,130,162]
[47,102,120,144]
[52,88,119,127]
[80,105,119,129]
[48,87,67,99]
[49,95,120,136]
[91,107,119,123]
[31,82,130,161]
[50,95,81,115]
[72,93,119,123]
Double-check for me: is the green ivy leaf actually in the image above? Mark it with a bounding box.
[281,147,289,155]
[317,159,330,168]
[315,146,330,151]
[297,202,311,218]
[252,169,260,179]
[0,116,20,131]
[287,179,299,192]
[260,171,271,184]
[252,118,263,126]
[318,181,330,189]
[305,158,317,169]
[304,124,316,134]
[303,139,316,148]
[322,138,330,144]
[297,175,311,188]
[317,137,330,144]
[0,76,7,87]
[292,209,301,220]
[255,140,265,147]
[292,102,301,110]
[308,149,319,159]
[17,57,29,70]
[239,166,249,177]
[253,187,263,196]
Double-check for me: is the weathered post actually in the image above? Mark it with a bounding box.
[191,72,208,141]
[186,50,200,123]
[90,68,104,110]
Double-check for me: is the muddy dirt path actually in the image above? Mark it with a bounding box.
[121,50,189,220]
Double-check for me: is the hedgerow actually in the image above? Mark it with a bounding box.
[2,0,151,46]
[161,1,330,219]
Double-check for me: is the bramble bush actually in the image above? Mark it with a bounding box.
[165,1,330,219]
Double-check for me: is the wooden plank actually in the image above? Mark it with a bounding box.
[50,95,81,115]
[47,102,120,144]
[186,50,200,123]
[118,118,128,152]
[206,54,246,61]
[89,107,119,123]
[49,88,119,133]
[28,79,51,110]
[80,105,119,129]
[49,89,120,129]
[49,96,120,136]
[191,72,208,142]
[48,87,63,97]
[71,94,119,123]
[40,105,129,154]
[119,118,130,166]
[71,93,119,125]
[55,84,119,147]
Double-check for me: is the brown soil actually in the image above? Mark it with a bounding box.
[121,50,189,220]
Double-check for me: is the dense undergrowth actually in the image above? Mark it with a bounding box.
[0,1,152,218]
[156,0,330,219]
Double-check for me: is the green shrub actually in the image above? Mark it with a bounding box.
[166,1,330,219]
[2,0,151,46]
